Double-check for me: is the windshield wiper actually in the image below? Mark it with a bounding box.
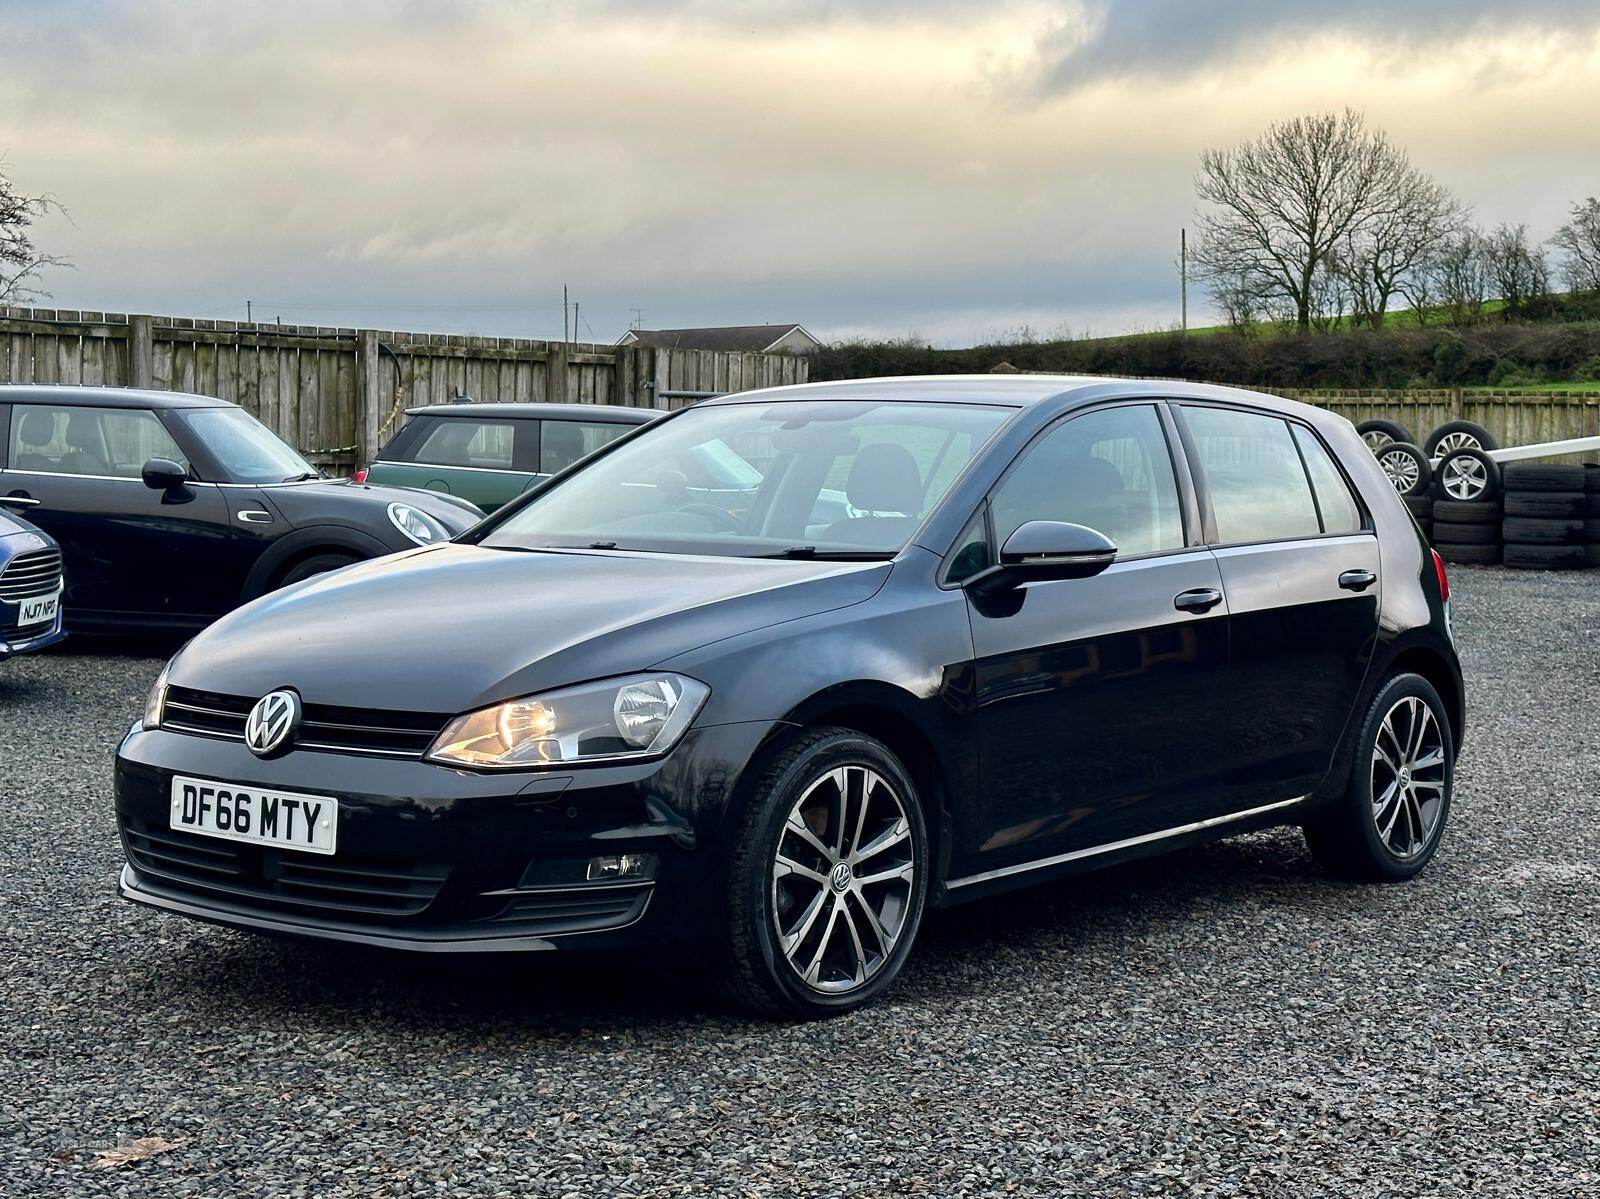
[284,470,321,482]
[761,546,895,560]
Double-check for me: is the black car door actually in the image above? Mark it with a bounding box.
[1174,403,1381,807]
[0,401,233,627]
[963,401,1235,869]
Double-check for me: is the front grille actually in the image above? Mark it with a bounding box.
[162,686,449,759]
[0,547,62,601]
[122,817,450,920]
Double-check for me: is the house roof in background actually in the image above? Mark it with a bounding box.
[619,323,817,352]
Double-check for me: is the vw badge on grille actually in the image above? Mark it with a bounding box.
[245,689,301,757]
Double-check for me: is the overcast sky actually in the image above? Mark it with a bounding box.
[1,0,1596,345]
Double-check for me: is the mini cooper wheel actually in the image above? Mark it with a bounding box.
[721,728,928,1018]
[1304,673,1454,882]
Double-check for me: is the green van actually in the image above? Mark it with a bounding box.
[361,403,661,513]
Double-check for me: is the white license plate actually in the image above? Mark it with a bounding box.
[17,592,58,627]
[169,775,338,855]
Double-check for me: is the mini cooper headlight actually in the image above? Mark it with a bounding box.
[427,673,710,769]
[388,502,450,546]
[144,659,173,729]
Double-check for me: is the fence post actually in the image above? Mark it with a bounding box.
[129,315,154,388]
[356,330,381,468]
[1450,387,1463,419]
[546,341,569,403]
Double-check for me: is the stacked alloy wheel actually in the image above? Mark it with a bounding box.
[1431,444,1503,564]
[1587,465,1600,568]
[1500,463,1589,570]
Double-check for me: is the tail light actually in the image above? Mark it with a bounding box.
[1431,547,1450,603]
[353,467,368,484]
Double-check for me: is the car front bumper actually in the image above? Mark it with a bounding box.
[0,614,66,659]
[114,718,783,953]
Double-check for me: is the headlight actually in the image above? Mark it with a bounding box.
[144,659,173,729]
[388,502,450,546]
[427,673,710,769]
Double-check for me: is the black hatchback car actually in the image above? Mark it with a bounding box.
[116,376,1463,1017]
[0,386,483,633]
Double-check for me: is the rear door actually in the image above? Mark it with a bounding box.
[371,414,535,512]
[1175,403,1381,807]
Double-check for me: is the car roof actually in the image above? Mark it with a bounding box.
[0,384,234,410]
[696,373,1335,423]
[403,402,661,422]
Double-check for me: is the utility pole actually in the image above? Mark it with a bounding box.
[246,299,252,323]
[573,301,580,345]
[562,285,569,342]
[1180,228,1188,334]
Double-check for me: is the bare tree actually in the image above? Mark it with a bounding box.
[1191,109,1436,334]
[0,160,67,304]
[1336,178,1462,329]
[1432,229,1490,326]
[1550,196,1600,294]
[1483,223,1548,314]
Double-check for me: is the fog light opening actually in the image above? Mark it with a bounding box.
[586,852,655,882]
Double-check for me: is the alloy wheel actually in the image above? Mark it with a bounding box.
[1377,447,1421,494]
[770,765,916,994]
[1371,696,1447,860]
[1433,430,1483,458]
[1362,429,1396,453]
[1440,453,1490,500]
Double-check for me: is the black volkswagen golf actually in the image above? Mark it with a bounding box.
[115,376,1464,1017]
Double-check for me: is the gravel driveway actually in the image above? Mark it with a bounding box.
[2,566,1597,1197]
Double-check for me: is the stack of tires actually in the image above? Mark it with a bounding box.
[1500,463,1589,571]
[1431,444,1504,565]
[1587,465,1600,568]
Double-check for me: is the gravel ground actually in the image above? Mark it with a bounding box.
[2,566,1597,1198]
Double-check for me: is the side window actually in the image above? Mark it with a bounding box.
[540,421,631,475]
[990,405,1185,557]
[1182,406,1321,543]
[8,404,187,478]
[1291,425,1363,534]
[413,419,515,469]
[943,508,992,585]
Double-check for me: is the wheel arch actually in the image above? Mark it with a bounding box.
[722,681,959,894]
[242,525,390,600]
[1382,642,1465,750]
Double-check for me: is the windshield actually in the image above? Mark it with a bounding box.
[481,400,1010,557]
[180,408,319,484]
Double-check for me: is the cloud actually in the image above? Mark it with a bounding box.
[0,2,1594,344]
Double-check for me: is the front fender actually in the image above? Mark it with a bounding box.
[242,525,395,600]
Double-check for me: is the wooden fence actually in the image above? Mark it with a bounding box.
[0,306,809,474]
[1267,388,1600,463]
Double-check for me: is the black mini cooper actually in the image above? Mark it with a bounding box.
[0,386,482,632]
[116,376,1463,1017]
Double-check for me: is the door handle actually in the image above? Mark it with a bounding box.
[1174,587,1223,613]
[1,492,40,508]
[1338,569,1377,592]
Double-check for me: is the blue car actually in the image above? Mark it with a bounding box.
[0,504,66,659]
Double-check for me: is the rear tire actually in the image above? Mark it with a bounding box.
[1304,673,1454,882]
[277,552,362,588]
[719,728,928,1019]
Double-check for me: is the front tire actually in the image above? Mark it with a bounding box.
[720,727,928,1019]
[277,552,361,588]
[1304,673,1455,882]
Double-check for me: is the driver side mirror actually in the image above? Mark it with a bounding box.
[141,457,192,501]
[967,520,1117,593]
